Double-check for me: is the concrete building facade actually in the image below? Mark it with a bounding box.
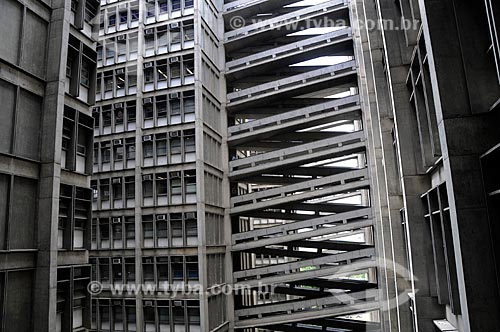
[90,0,228,331]
[0,0,99,331]
[352,0,500,331]
[2,0,500,331]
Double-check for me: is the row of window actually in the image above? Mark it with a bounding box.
[144,0,194,24]
[91,170,197,210]
[93,139,136,173]
[91,212,198,250]
[70,0,99,37]
[143,130,196,165]
[90,255,199,287]
[97,20,194,68]
[59,184,92,250]
[96,55,194,100]
[145,21,194,57]
[91,299,200,332]
[92,129,195,173]
[99,0,139,35]
[66,34,98,105]
[92,91,195,136]
[63,107,94,175]
[98,33,138,66]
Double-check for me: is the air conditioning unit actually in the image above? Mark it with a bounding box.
[112,217,122,223]
[169,131,180,138]
[170,171,181,178]
[185,212,196,219]
[112,178,122,184]
[144,258,153,263]
[170,22,179,29]
[114,102,124,109]
[119,3,127,9]
[169,57,180,63]
[143,97,153,105]
[115,68,125,75]
[113,139,123,146]
[145,28,154,35]
[169,92,179,99]
[142,174,153,181]
[144,301,154,307]
[93,107,100,113]
[156,214,166,221]
[144,62,153,68]
[142,135,153,142]
[117,34,126,41]
[112,258,122,264]
[173,300,183,307]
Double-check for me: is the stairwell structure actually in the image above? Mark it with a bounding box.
[223,0,382,331]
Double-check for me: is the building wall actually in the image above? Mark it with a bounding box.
[353,0,500,331]
[0,0,98,331]
[90,0,229,331]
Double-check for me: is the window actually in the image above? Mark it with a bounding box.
[104,71,114,92]
[170,136,181,156]
[157,135,168,156]
[157,60,169,82]
[143,140,154,158]
[143,257,155,283]
[144,66,154,84]
[157,96,168,119]
[126,68,137,94]
[125,176,135,199]
[157,257,169,283]
[172,0,181,11]
[66,57,73,78]
[170,173,182,196]
[186,256,198,281]
[143,218,154,248]
[172,257,184,281]
[103,108,112,127]
[101,142,111,163]
[146,2,155,17]
[143,176,154,200]
[185,130,195,153]
[126,140,135,161]
[185,0,194,9]
[80,60,90,87]
[156,173,168,196]
[159,0,168,13]
[131,1,139,21]
[185,170,196,194]
[119,9,128,24]
[114,107,124,125]
[144,103,154,120]
[108,13,116,27]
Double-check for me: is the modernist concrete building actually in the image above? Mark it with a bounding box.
[90,0,227,331]
[353,0,500,331]
[91,0,380,330]
[2,0,500,331]
[0,0,99,331]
